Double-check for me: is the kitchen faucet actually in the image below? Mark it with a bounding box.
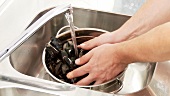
[0,4,72,62]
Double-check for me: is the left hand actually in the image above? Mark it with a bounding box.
[66,44,128,85]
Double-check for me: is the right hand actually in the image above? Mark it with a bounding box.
[67,43,129,85]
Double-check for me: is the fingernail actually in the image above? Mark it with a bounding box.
[67,73,72,79]
[80,43,86,47]
[75,58,80,64]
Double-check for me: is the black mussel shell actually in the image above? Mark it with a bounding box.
[45,39,89,84]
[50,37,63,51]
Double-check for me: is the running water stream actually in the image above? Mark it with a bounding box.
[65,9,78,58]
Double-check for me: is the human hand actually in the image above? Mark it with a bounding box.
[67,44,128,85]
[78,32,114,50]
[79,31,130,50]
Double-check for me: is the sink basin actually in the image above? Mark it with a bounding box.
[0,7,160,96]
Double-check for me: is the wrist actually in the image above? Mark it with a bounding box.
[110,30,129,43]
[112,43,135,64]
[113,18,151,41]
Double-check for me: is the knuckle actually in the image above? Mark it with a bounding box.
[91,72,101,80]
[100,75,106,81]
[85,64,92,71]
[106,76,112,81]
[96,72,108,82]
[91,74,98,80]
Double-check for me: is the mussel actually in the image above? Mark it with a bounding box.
[45,37,88,84]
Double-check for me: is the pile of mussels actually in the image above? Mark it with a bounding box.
[45,37,88,84]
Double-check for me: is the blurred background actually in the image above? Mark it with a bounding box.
[0,0,145,54]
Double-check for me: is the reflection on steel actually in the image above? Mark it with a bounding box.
[0,74,75,91]
[42,28,124,93]
[0,7,166,96]
[0,4,72,62]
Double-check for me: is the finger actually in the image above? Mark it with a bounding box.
[75,50,93,65]
[76,75,95,86]
[93,80,104,85]
[78,37,100,50]
[66,64,90,79]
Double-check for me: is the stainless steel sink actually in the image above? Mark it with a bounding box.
[0,6,164,96]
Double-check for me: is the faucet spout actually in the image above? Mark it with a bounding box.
[0,4,72,62]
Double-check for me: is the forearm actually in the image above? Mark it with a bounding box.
[113,0,170,41]
[119,22,170,63]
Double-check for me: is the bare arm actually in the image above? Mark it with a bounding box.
[66,0,170,85]
[114,0,170,41]
[67,21,170,85]
[80,0,170,50]
[119,22,170,63]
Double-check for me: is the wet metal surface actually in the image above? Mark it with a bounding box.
[0,7,159,96]
[1,0,169,95]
